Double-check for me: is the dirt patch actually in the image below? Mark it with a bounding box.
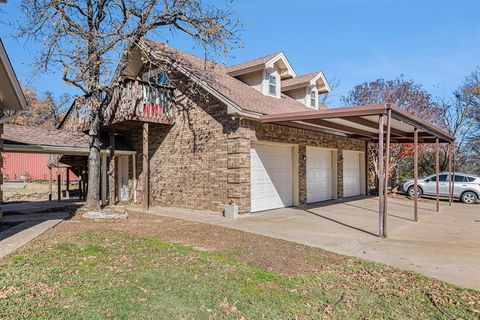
[3,182,51,202]
[49,210,346,276]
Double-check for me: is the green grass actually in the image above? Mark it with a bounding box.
[0,232,478,319]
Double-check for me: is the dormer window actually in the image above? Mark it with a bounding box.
[268,72,278,96]
[310,89,317,108]
[261,68,281,98]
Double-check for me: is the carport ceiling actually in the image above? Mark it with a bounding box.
[261,104,454,143]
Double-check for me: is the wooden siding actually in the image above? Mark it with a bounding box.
[2,153,78,181]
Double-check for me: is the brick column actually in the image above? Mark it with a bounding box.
[298,144,307,205]
[337,149,344,198]
[227,127,251,213]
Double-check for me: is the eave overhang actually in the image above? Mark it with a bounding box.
[0,39,28,111]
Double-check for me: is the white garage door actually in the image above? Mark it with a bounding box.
[251,144,293,212]
[343,150,361,197]
[306,146,333,203]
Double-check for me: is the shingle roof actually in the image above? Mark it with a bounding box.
[225,52,280,74]
[3,124,135,151]
[3,124,90,148]
[141,40,312,115]
[282,72,320,90]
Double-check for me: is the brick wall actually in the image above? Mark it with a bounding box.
[125,90,239,213]
[231,119,366,212]
[123,93,365,214]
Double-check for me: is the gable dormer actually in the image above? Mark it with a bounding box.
[281,72,330,109]
[226,52,295,99]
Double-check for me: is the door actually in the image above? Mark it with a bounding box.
[250,143,293,212]
[343,151,361,197]
[306,146,333,203]
[423,174,446,195]
[117,156,129,202]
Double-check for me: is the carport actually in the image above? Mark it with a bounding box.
[2,124,136,205]
[261,103,456,238]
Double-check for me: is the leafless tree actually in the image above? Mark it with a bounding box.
[16,0,241,209]
[449,67,480,174]
[11,86,70,128]
[318,77,339,106]
[342,76,440,191]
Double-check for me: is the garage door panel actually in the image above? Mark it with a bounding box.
[307,147,333,203]
[251,144,293,212]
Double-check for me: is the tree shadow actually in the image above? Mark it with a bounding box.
[0,201,81,242]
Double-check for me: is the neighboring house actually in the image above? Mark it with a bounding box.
[0,38,28,210]
[60,39,367,214]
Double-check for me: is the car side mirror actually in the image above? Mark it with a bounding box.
[425,179,430,183]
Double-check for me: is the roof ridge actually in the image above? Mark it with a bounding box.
[139,40,316,115]
[225,51,283,74]
[282,71,325,88]
[227,51,281,66]
[141,38,225,70]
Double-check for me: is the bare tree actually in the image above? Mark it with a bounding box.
[449,66,480,174]
[318,77,339,106]
[342,76,441,191]
[11,86,70,128]
[16,0,240,209]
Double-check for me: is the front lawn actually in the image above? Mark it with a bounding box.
[0,211,478,319]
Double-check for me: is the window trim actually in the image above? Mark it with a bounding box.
[268,73,277,96]
[263,68,280,98]
[310,89,317,108]
[306,86,318,109]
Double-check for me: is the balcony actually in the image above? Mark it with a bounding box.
[61,78,175,132]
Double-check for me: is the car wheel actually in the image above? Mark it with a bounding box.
[461,191,478,204]
[407,186,422,198]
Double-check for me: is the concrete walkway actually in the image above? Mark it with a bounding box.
[133,197,480,290]
[0,200,81,259]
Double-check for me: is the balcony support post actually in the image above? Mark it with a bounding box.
[143,123,149,211]
[109,130,116,205]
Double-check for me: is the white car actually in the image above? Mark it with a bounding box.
[399,172,480,204]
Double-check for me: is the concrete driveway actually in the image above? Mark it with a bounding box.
[142,197,480,290]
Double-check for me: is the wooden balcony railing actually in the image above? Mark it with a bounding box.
[61,78,175,132]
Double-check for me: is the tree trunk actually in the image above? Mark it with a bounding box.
[85,99,102,209]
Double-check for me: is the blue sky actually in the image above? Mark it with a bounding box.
[1,0,479,106]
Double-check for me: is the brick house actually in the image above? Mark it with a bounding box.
[61,39,369,214]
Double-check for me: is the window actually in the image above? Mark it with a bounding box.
[143,69,169,85]
[310,89,317,107]
[268,73,277,96]
[142,69,169,107]
[438,174,448,182]
[454,175,466,182]
[466,176,476,182]
[157,71,169,85]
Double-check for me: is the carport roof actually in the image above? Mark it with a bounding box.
[261,104,455,143]
[3,124,136,155]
